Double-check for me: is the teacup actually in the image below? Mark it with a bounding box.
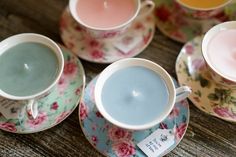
[175,0,232,19]
[69,0,155,39]
[0,33,64,119]
[95,58,191,130]
[202,21,236,88]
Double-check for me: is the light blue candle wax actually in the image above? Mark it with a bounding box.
[101,66,169,126]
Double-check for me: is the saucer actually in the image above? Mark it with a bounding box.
[0,45,85,133]
[176,36,236,122]
[60,7,155,64]
[79,76,189,156]
[154,0,236,43]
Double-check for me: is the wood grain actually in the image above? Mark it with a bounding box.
[0,0,235,157]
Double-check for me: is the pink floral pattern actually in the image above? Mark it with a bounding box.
[185,44,194,55]
[0,122,17,132]
[191,59,206,71]
[155,0,232,43]
[51,102,59,110]
[155,5,171,22]
[27,112,47,128]
[75,87,81,95]
[57,74,70,95]
[91,50,104,59]
[213,107,236,119]
[91,135,98,146]
[175,123,187,140]
[159,122,168,129]
[89,84,95,102]
[95,111,103,118]
[169,107,180,119]
[60,8,155,63]
[0,45,85,133]
[89,39,99,48]
[80,76,189,156]
[108,126,132,141]
[55,111,71,123]
[112,140,136,157]
[176,35,236,123]
[80,102,89,121]
[63,62,78,76]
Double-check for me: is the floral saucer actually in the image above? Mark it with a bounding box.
[60,8,155,64]
[154,0,236,43]
[79,76,189,157]
[176,36,236,122]
[0,45,85,133]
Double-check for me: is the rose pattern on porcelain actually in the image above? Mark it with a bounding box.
[79,76,189,157]
[154,0,236,43]
[0,45,85,133]
[176,35,236,122]
[60,7,155,63]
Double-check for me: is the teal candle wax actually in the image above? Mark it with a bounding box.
[0,42,59,97]
[101,66,169,126]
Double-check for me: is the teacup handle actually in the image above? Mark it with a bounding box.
[137,0,155,19]
[175,86,192,102]
[26,99,38,119]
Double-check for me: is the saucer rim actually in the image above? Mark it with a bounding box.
[78,76,190,157]
[175,35,236,123]
[0,44,86,134]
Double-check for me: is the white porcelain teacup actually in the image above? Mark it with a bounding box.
[69,0,155,39]
[95,58,191,130]
[202,21,236,88]
[0,33,64,119]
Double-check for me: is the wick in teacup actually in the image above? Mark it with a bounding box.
[103,0,108,9]
[24,63,30,70]
[132,90,140,97]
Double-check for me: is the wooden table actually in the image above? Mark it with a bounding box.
[0,1,235,157]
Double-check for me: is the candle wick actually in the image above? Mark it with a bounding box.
[104,0,108,9]
[24,63,30,70]
[132,90,140,97]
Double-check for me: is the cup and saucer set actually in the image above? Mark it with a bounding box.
[176,22,236,123]
[154,0,236,43]
[0,34,85,133]
[60,0,191,156]
[165,0,236,123]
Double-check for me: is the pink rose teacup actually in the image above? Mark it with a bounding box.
[69,0,155,39]
[202,21,236,88]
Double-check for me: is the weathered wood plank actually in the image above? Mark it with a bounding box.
[0,0,236,157]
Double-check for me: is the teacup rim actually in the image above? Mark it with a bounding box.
[69,0,141,31]
[94,58,176,130]
[202,21,236,83]
[175,0,232,11]
[0,33,64,100]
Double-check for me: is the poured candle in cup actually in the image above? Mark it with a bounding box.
[101,66,169,126]
[207,29,236,80]
[178,0,230,9]
[76,0,136,28]
[0,42,59,96]
[95,58,191,130]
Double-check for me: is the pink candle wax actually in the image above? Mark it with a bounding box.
[207,29,236,80]
[76,0,136,28]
